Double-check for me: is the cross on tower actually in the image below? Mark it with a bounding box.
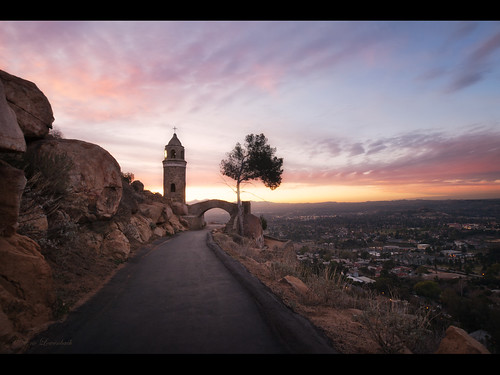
[173,126,178,134]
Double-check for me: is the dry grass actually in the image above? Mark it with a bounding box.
[212,230,442,354]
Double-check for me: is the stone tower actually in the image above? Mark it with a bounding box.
[163,132,186,203]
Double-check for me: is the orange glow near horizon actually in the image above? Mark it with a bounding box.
[143,181,500,204]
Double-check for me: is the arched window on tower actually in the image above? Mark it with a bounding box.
[170,183,176,193]
[170,150,176,159]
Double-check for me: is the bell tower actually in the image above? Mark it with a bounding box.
[163,130,186,203]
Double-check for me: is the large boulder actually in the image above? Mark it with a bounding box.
[280,275,311,296]
[0,233,55,352]
[138,202,166,224]
[0,160,27,236]
[101,227,130,261]
[126,214,153,244]
[171,201,188,216]
[0,78,25,153]
[435,325,490,354]
[27,139,123,223]
[0,70,54,140]
[0,74,27,237]
[242,213,264,248]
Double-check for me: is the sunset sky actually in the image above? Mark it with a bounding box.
[1,20,500,203]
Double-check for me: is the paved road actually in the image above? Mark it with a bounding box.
[27,229,335,354]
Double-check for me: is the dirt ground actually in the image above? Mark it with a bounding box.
[213,231,382,354]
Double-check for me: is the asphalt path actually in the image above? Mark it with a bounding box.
[26,228,336,354]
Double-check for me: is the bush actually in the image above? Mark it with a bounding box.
[414,280,441,301]
[122,172,134,184]
[24,148,73,199]
[354,291,440,353]
[16,147,75,241]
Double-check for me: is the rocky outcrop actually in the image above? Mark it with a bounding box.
[435,325,490,354]
[0,75,27,236]
[0,70,54,140]
[0,69,187,353]
[101,226,130,261]
[0,160,26,236]
[27,139,123,223]
[0,233,55,352]
[242,213,264,248]
[139,202,169,225]
[0,70,55,353]
[0,77,26,153]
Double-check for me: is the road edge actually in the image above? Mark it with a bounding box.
[206,231,337,354]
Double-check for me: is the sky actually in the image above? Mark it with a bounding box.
[1,20,500,203]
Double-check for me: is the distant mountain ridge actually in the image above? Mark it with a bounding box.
[248,199,500,219]
[195,198,500,222]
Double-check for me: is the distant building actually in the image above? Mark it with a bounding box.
[163,131,187,204]
[390,266,412,277]
[347,275,375,284]
[441,250,462,257]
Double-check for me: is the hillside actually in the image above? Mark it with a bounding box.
[210,227,492,354]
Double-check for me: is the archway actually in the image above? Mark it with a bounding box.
[204,208,231,229]
[186,199,250,231]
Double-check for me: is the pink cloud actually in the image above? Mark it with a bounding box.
[0,21,402,126]
[286,128,500,189]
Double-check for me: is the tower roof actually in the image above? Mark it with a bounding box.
[167,133,183,147]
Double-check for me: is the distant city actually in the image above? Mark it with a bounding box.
[206,198,500,352]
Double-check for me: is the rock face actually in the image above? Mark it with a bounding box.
[101,227,130,261]
[0,78,26,153]
[0,70,54,140]
[435,325,490,354]
[0,160,26,236]
[27,139,123,223]
[0,70,56,353]
[0,233,55,351]
[0,69,187,353]
[0,74,28,236]
[242,213,264,248]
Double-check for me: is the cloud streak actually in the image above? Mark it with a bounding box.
[286,128,500,188]
[416,21,500,93]
[446,29,500,92]
[1,21,499,201]
[0,22,397,120]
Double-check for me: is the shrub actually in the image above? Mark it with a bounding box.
[354,290,440,353]
[122,172,134,184]
[414,280,441,301]
[16,147,75,241]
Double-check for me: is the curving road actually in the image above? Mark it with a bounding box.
[26,228,335,354]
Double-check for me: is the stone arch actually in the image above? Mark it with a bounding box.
[204,207,231,225]
[186,199,250,231]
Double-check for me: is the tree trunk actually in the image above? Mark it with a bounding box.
[236,180,244,235]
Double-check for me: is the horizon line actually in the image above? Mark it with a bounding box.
[186,197,500,205]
